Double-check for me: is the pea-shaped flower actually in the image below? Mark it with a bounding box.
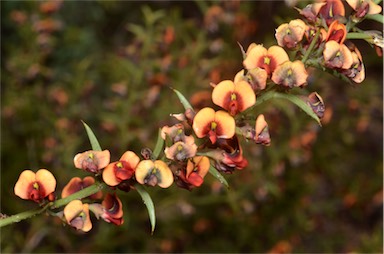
[271,60,308,88]
[212,80,256,116]
[135,160,174,188]
[243,44,289,76]
[61,176,102,200]
[316,0,345,26]
[346,0,382,18]
[185,156,210,187]
[323,41,353,69]
[89,193,124,226]
[64,200,92,232]
[325,20,347,44]
[165,141,197,161]
[192,107,235,144]
[74,150,110,174]
[102,151,140,187]
[14,169,56,203]
[342,42,365,83]
[275,19,307,49]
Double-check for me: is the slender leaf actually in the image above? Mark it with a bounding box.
[135,184,156,234]
[237,41,247,60]
[81,121,102,151]
[365,14,384,23]
[209,165,229,189]
[152,128,164,160]
[171,88,193,111]
[254,91,321,126]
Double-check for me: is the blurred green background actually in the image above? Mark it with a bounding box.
[1,1,382,252]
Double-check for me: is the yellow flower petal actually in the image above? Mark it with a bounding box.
[212,80,235,109]
[135,160,154,185]
[243,44,267,70]
[214,110,235,139]
[102,162,120,186]
[14,170,35,199]
[64,200,84,223]
[192,107,215,138]
[35,169,56,195]
[154,160,174,188]
[234,80,256,111]
[82,204,92,232]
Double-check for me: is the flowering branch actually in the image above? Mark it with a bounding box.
[0,181,106,228]
[2,0,382,235]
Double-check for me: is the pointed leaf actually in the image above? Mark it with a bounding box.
[134,184,156,234]
[237,41,247,60]
[81,121,102,151]
[171,88,193,111]
[209,164,229,189]
[254,91,321,126]
[152,128,164,159]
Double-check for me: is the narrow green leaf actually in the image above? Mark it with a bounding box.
[81,121,102,151]
[365,14,384,24]
[254,91,321,126]
[208,165,229,189]
[135,184,156,234]
[152,128,164,159]
[171,88,193,111]
[237,41,247,60]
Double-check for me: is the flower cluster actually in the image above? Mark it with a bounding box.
[7,0,382,233]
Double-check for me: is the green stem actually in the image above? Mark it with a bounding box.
[0,182,107,228]
[346,32,374,40]
[0,203,50,228]
[51,182,107,209]
[301,29,321,64]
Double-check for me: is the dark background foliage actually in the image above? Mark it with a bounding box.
[1,1,382,252]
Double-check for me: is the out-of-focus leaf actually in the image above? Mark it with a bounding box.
[134,183,156,234]
[82,121,102,151]
[172,88,193,111]
[209,164,229,189]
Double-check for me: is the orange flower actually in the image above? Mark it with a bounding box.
[64,200,92,232]
[212,80,256,115]
[74,150,110,174]
[89,193,124,226]
[323,41,353,69]
[243,45,289,76]
[14,169,56,203]
[165,141,197,161]
[135,160,174,188]
[326,20,347,44]
[192,107,235,144]
[307,92,325,120]
[271,60,308,88]
[275,19,307,49]
[234,69,267,93]
[213,136,248,173]
[102,151,140,187]
[161,123,185,141]
[255,114,271,146]
[342,42,365,83]
[316,0,345,25]
[61,176,102,200]
[297,3,325,23]
[185,156,210,187]
[346,0,382,18]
